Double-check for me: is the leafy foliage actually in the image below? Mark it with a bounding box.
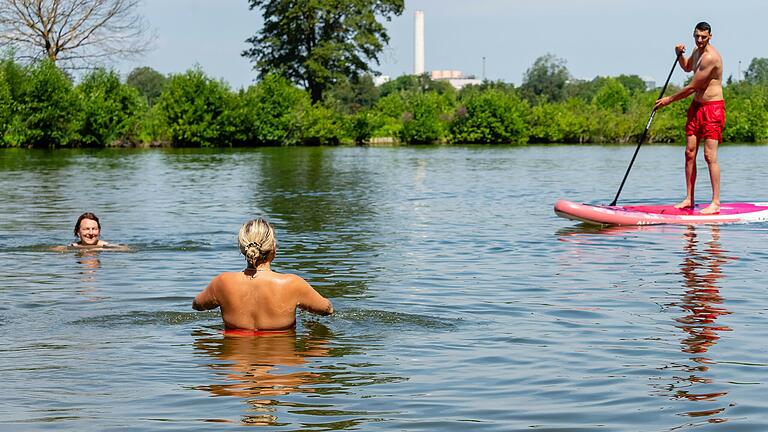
[592,78,630,113]
[401,91,455,144]
[0,68,11,139]
[227,74,310,146]
[378,74,455,98]
[744,58,768,85]
[75,69,144,146]
[450,87,528,144]
[243,0,404,102]
[326,74,380,114]
[4,55,768,148]
[155,68,232,147]
[126,67,167,106]
[4,60,78,147]
[519,54,570,104]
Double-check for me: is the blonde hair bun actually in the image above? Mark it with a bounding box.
[238,219,276,267]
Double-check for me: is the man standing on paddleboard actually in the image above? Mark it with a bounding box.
[654,21,724,215]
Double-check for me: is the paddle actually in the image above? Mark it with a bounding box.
[609,54,680,206]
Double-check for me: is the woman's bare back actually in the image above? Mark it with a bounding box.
[194,270,333,331]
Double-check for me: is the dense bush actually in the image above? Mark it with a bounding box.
[2,58,768,148]
[722,84,768,142]
[0,68,11,140]
[226,74,309,146]
[399,91,454,144]
[450,88,528,144]
[155,68,233,147]
[75,69,145,146]
[4,60,78,148]
[126,66,167,107]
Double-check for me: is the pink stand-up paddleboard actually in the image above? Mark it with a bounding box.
[554,200,768,226]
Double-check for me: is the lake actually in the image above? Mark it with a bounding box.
[1,145,767,431]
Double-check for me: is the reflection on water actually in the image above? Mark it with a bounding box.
[676,226,733,356]
[74,249,104,300]
[192,319,404,428]
[193,322,331,426]
[662,225,737,423]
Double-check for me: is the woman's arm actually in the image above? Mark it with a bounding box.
[293,276,334,316]
[193,276,221,311]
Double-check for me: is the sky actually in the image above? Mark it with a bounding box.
[117,0,768,89]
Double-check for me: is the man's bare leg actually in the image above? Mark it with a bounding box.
[674,135,699,209]
[699,138,721,214]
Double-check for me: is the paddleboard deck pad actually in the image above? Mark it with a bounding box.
[555,200,768,226]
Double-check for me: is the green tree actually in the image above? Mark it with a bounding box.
[126,66,167,106]
[399,91,453,144]
[370,91,407,138]
[450,88,528,144]
[243,0,404,103]
[75,69,144,147]
[326,74,379,113]
[723,85,768,142]
[528,99,597,143]
[0,68,11,139]
[744,57,768,85]
[298,102,346,145]
[155,68,232,147]
[227,74,310,146]
[519,54,570,104]
[564,77,606,103]
[615,74,647,94]
[5,60,78,147]
[592,78,630,113]
[379,73,454,98]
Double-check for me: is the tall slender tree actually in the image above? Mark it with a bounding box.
[243,0,404,103]
[0,0,153,69]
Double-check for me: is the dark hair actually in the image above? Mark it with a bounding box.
[695,22,711,34]
[74,212,101,237]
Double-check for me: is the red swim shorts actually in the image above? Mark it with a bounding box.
[685,100,725,143]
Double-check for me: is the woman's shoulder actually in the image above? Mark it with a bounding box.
[271,272,311,289]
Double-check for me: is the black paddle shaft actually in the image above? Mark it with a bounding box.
[609,55,680,206]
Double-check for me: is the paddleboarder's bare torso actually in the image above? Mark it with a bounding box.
[681,43,723,103]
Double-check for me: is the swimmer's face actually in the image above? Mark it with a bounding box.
[77,218,101,245]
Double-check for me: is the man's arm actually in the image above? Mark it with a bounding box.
[677,44,693,72]
[193,276,221,311]
[655,52,715,109]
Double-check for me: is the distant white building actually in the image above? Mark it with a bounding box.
[430,70,482,90]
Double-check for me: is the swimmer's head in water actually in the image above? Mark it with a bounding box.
[238,218,276,267]
[74,212,101,245]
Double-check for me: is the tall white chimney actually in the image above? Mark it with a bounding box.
[414,10,425,75]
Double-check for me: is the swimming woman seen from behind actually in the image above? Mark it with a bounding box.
[193,218,333,331]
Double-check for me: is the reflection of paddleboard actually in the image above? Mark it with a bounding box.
[554,200,768,226]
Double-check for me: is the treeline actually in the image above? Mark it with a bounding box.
[2,57,768,148]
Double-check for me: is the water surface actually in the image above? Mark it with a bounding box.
[1,145,767,431]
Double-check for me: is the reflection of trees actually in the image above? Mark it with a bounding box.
[663,225,736,419]
[248,148,382,298]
